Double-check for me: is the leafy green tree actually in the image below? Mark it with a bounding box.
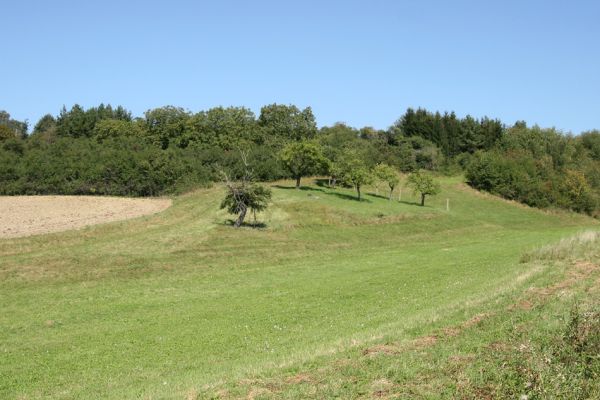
[56,104,131,138]
[580,130,600,161]
[184,106,258,150]
[0,125,14,141]
[279,141,328,188]
[93,119,146,142]
[143,106,190,149]
[563,170,595,214]
[220,183,272,227]
[374,163,400,200]
[33,114,56,135]
[0,110,28,139]
[258,104,317,143]
[220,152,272,227]
[337,152,373,200]
[406,170,441,206]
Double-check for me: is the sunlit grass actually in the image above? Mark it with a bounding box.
[0,177,597,399]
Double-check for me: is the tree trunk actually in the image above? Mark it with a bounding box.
[357,184,361,201]
[234,206,247,227]
[389,186,394,201]
[295,176,301,189]
[420,193,425,206]
[332,178,337,188]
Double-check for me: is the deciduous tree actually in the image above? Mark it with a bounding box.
[407,170,440,206]
[279,141,328,188]
[220,151,272,227]
[374,163,400,200]
[337,152,373,200]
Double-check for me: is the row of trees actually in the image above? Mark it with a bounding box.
[222,145,440,227]
[0,104,443,197]
[278,140,439,204]
[1,103,598,216]
[466,124,600,215]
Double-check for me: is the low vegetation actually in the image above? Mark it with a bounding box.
[0,176,597,399]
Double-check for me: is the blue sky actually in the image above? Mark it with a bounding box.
[1,0,599,133]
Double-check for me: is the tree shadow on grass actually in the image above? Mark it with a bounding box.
[314,178,330,188]
[274,181,373,203]
[222,219,268,229]
[326,191,372,203]
[367,192,392,201]
[272,185,325,193]
[399,200,424,207]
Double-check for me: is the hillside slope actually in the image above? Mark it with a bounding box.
[0,177,597,399]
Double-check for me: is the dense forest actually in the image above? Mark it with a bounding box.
[0,105,598,216]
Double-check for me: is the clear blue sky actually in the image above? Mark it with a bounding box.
[1,0,599,133]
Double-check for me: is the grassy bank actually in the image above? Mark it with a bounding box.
[0,176,597,399]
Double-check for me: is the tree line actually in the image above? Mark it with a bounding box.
[0,104,598,217]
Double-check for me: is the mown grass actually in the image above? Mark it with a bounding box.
[0,176,598,399]
[207,231,600,399]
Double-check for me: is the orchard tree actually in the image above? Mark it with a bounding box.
[406,170,441,206]
[338,152,373,201]
[280,141,328,188]
[220,151,272,228]
[374,163,400,200]
[221,182,272,227]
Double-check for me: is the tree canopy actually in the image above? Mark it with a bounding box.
[374,163,400,200]
[406,171,441,206]
[0,103,598,217]
[279,141,328,188]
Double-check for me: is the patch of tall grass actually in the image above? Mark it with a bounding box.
[521,231,600,263]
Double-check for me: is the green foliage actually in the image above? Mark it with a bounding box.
[279,141,328,188]
[184,106,259,150]
[258,103,317,143]
[580,130,600,161]
[0,137,209,196]
[143,106,190,149]
[0,110,28,139]
[0,103,598,217]
[56,104,131,138]
[220,183,272,227]
[93,119,145,142]
[336,151,373,200]
[0,125,14,141]
[406,170,441,206]
[466,124,600,215]
[374,163,400,199]
[393,107,504,157]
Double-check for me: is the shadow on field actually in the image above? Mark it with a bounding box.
[276,180,373,203]
[314,178,330,188]
[367,192,392,200]
[222,220,268,229]
[366,192,424,207]
[327,192,371,203]
[273,185,325,192]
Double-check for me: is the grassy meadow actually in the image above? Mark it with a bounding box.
[1,176,598,399]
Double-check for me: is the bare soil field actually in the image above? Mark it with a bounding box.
[0,196,172,238]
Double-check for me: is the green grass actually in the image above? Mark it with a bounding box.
[0,176,598,399]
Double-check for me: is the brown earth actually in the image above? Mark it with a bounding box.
[0,196,172,238]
